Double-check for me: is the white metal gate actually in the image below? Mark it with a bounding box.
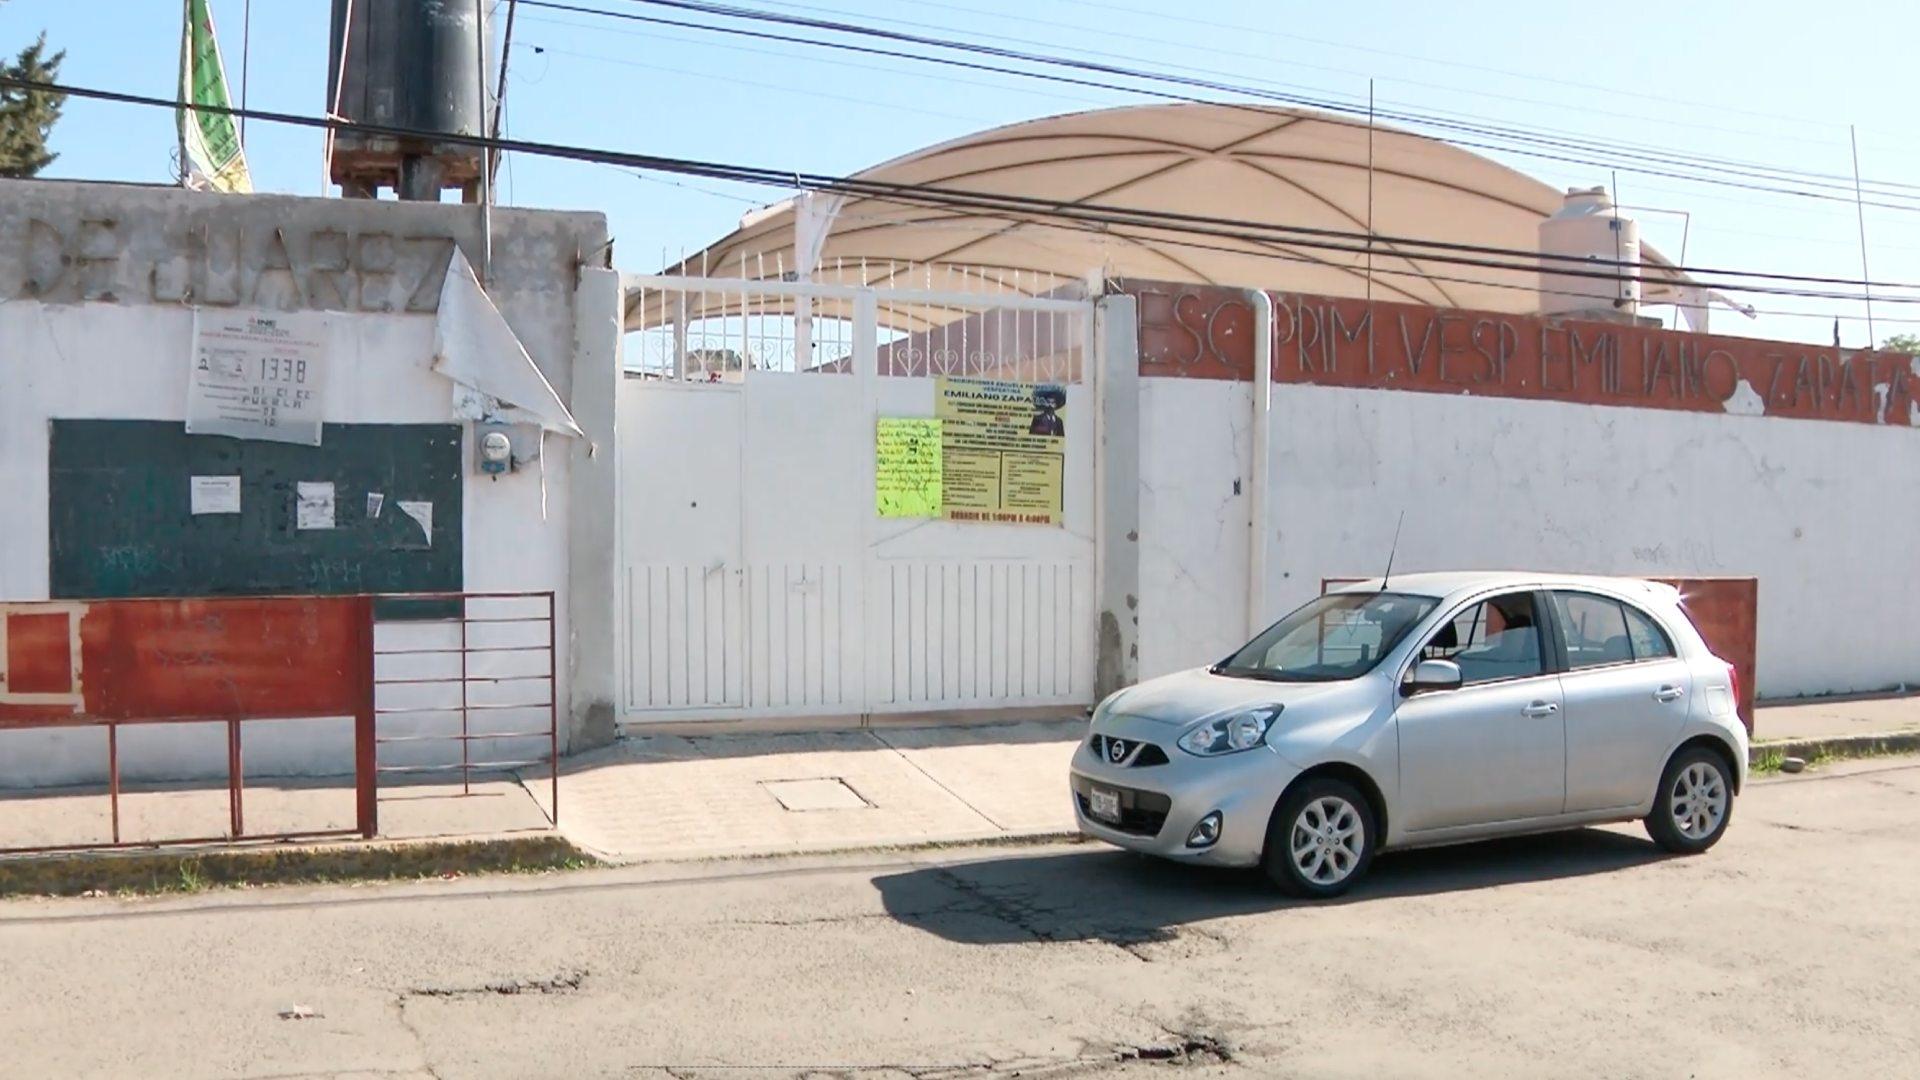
[617,268,1097,723]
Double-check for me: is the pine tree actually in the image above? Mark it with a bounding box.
[0,34,67,179]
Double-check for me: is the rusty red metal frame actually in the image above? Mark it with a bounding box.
[1,590,560,857]
[0,595,375,856]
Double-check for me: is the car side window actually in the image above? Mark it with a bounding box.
[1623,604,1676,660]
[1418,592,1544,685]
[1551,591,1637,669]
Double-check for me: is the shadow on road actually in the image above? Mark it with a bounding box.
[874,827,1672,946]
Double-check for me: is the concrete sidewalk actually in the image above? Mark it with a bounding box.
[10,695,1913,873]
[0,774,554,854]
[552,695,1920,864]
[1753,695,1920,743]
[546,719,1084,863]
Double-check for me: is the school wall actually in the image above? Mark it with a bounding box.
[1118,282,1920,699]
[0,179,617,785]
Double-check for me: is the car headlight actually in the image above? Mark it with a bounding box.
[1177,706,1281,757]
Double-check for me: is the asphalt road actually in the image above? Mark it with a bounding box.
[4,758,1918,1079]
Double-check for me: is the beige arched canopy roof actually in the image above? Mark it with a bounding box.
[627,103,1715,330]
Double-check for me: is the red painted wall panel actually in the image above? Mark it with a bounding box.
[1,597,367,725]
[1123,280,1920,428]
[4,612,74,694]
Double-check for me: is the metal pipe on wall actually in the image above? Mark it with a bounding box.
[1244,288,1273,640]
[475,0,492,282]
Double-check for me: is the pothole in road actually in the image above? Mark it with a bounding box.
[407,968,587,998]
[1119,1033,1234,1065]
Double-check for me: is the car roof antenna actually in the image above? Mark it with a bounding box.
[1380,510,1405,591]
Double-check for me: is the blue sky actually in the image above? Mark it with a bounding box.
[7,0,1920,346]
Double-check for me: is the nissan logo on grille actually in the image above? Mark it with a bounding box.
[1106,737,1131,763]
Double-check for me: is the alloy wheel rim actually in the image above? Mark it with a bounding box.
[1670,761,1729,840]
[1290,796,1364,885]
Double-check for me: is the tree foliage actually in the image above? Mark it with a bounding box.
[0,33,66,179]
[1881,333,1920,356]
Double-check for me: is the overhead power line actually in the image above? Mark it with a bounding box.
[9,73,1920,309]
[693,0,1920,198]
[549,0,1920,210]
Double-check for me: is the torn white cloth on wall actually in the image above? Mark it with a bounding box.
[431,248,584,438]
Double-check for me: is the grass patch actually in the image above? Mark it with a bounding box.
[1,836,598,899]
[1751,735,1919,776]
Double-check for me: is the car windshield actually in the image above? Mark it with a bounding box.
[1214,591,1439,682]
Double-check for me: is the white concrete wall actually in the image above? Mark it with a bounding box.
[0,181,612,787]
[1136,378,1920,700]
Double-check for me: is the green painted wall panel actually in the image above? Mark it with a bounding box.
[49,420,463,603]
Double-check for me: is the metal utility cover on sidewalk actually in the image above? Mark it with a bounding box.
[761,778,870,812]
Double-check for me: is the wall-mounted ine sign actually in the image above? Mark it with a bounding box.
[186,308,329,446]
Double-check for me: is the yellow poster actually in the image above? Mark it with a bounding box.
[934,377,1066,525]
[875,418,942,517]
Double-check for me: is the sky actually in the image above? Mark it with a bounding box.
[6,0,1920,347]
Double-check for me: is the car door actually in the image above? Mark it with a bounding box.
[1394,590,1567,832]
[1549,590,1693,813]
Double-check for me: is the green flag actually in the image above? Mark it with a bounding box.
[177,0,251,193]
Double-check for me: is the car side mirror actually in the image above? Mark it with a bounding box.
[1403,658,1463,696]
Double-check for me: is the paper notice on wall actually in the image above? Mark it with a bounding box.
[933,377,1066,525]
[189,475,241,515]
[398,500,433,547]
[295,481,335,530]
[186,308,329,446]
[875,418,943,518]
[366,492,385,518]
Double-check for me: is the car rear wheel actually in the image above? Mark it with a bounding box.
[1263,778,1376,898]
[1645,747,1734,854]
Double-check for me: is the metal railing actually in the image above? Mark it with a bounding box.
[624,258,1090,385]
[370,591,559,827]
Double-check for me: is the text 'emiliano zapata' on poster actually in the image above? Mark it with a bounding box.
[933,377,1066,526]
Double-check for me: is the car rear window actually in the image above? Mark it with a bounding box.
[1550,591,1676,669]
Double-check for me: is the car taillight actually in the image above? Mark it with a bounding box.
[1726,661,1741,714]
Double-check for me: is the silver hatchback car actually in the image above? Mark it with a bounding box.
[1072,572,1748,897]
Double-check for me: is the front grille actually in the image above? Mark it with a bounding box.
[1071,774,1172,838]
[1088,733,1169,767]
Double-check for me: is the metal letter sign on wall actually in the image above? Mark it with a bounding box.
[186,308,330,445]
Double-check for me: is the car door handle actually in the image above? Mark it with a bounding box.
[1654,685,1686,702]
[1522,701,1559,717]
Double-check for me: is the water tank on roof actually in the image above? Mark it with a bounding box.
[1539,186,1640,317]
[327,0,491,201]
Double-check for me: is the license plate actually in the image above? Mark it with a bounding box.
[1088,787,1122,822]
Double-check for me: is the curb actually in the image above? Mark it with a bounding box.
[1750,730,1920,767]
[586,828,1092,868]
[0,832,595,899]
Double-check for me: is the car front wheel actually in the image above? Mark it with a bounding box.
[1263,778,1376,898]
[1645,747,1734,854]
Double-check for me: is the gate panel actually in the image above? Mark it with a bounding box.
[868,560,1086,709]
[619,385,746,711]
